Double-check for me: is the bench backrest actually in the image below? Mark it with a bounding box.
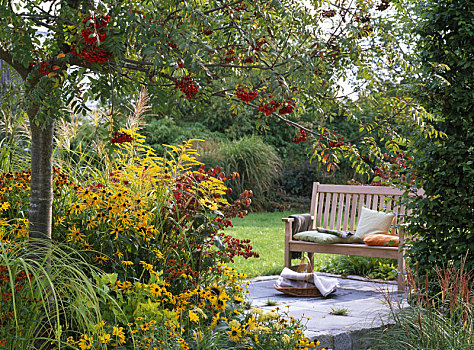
[310,183,415,234]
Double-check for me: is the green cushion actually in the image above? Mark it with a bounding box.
[293,231,364,244]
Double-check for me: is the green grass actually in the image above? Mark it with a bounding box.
[226,211,332,277]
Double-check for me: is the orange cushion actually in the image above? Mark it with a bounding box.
[363,234,399,247]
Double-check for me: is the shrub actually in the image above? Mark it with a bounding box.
[197,136,282,210]
[281,161,321,198]
[403,0,474,282]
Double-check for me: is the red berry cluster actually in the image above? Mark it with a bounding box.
[293,129,308,144]
[376,0,390,11]
[355,13,371,23]
[258,101,281,116]
[243,56,255,63]
[111,131,134,144]
[278,100,295,115]
[328,137,344,147]
[322,9,336,18]
[168,40,178,50]
[39,60,51,76]
[176,76,199,99]
[236,88,258,102]
[234,5,246,11]
[72,14,112,63]
[225,47,236,63]
[252,38,268,51]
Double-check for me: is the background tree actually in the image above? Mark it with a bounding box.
[0,0,432,240]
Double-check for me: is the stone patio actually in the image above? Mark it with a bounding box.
[246,273,407,350]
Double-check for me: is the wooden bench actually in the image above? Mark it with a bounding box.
[283,182,421,292]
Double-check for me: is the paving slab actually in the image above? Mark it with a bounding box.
[245,274,407,350]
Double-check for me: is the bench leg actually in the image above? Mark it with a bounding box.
[284,247,291,268]
[397,253,406,293]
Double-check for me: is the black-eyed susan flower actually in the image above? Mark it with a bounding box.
[71,202,86,214]
[149,283,162,298]
[67,226,86,243]
[227,325,242,342]
[78,334,93,349]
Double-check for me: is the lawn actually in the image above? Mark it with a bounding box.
[226,211,332,277]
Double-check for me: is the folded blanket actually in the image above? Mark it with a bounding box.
[316,227,353,238]
[289,214,312,235]
[275,267,337,297]
[276,277,314,289]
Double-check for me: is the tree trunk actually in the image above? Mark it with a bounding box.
[28,116,54,240]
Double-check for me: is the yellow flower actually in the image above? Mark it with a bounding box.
[110,221,124,239]
[86,219,98,230]
[153,248,164,259]
[188,310,199,323]
[112,326,126,344]
[198,198,218,211]
[192,330,203,342]
[71,202,86,214]
[0,202,10,211]
[121,260,134,266]
[282,334,291,344]
[99,333,111,344]
[114,249,124,260]
[93,255,109,265]
[227,325,242,342]
[67,226,86,243]
[78,334,93,349]
[149,283,162,298]
[54,216,66,227]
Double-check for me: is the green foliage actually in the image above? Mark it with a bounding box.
[403,0,474,278]
[319,256,398,281]
[0,241,111,349]
[281,161,321,198]
[329,307,350,316]
[197,136,282,210]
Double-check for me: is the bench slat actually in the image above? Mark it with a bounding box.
[343,194,351,231]
[336,193,344,230]
[323,192,331,227]
[350,194,358,231]
[317,184,405,195]
[330,192,338,229]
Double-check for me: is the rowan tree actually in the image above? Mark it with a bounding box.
[0,0,433,240]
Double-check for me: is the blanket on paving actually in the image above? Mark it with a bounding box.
[275,267,337,297]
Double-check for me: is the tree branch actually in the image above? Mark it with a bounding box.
[0,45,28,79]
